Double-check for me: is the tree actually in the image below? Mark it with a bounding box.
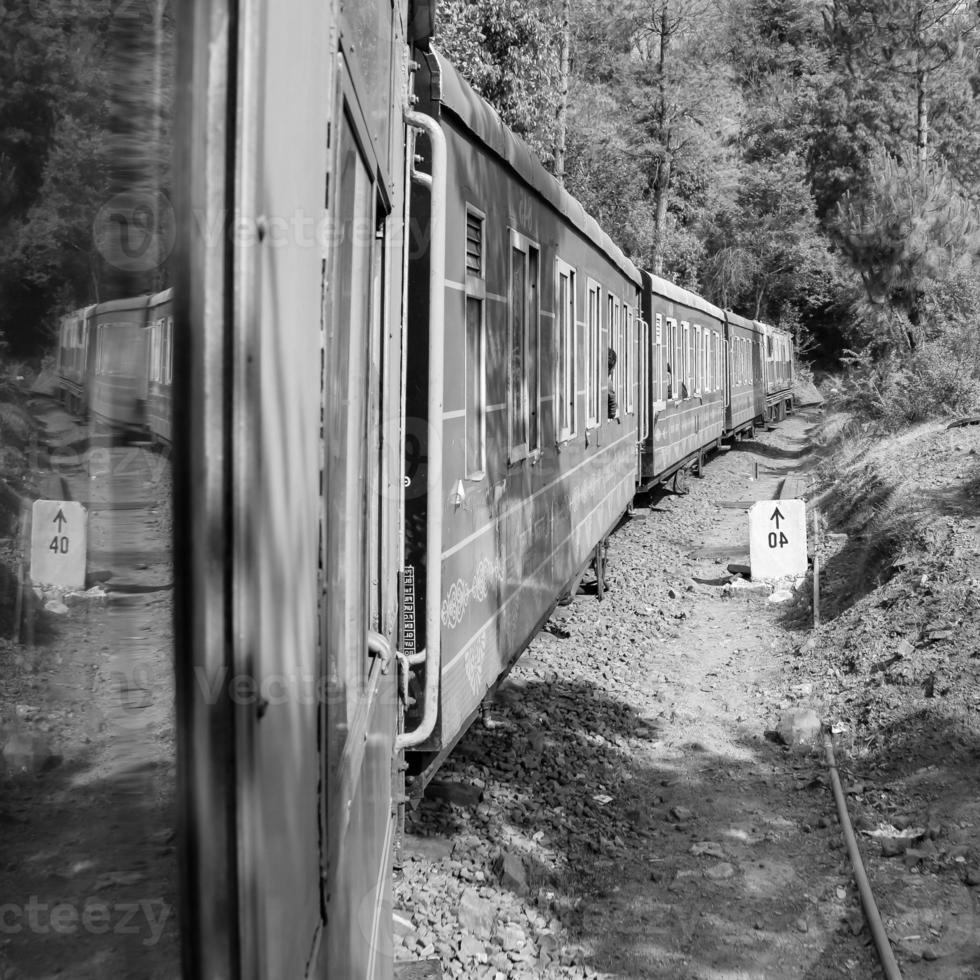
[703,153,841,322]
[0,1,113,354]
[435,0,561,163]
[825,0,976,167]
[835,144,980,348]
[627,0,736,276]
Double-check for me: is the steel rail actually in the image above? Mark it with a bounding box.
[824,731,904,980]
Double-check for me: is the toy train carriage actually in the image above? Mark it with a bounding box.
[761,322,795,421]
[723,310,766,438]
[403,47,645,768]
[639,272,725,487]
[57,305,97,415]
[145,289,174,444]
[174,0,409,977]
[90,294,152,431]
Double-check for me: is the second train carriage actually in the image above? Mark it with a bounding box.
[639,271,726,487]
[402,42,645,774]
[89,294,152,431]
[56,304,97,416]
[723,310,766,438]
[763,321,795,421]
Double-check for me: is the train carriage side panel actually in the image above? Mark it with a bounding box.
[758,320,793,420]
[146,288,174,444]
[723,310,764,436]
[405,47,641,761]
[174,0,407,977]
[640,271,725,486]
[90,295,152,430]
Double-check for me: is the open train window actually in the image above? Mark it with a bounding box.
[625,305,634,414]
[705,328,712,393]
[608,294,621,419]
[694,324,702,395]
[507,229,540,463]
[584,277,600,431]
[465,206,486,479]
[555,260,578,441]
[638,317,649,438]
[667,317,679,401]
[651,313,670,405]
[681,321,691,399]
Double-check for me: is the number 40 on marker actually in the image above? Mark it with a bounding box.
[30,500,88,590]
[749,499,807,580]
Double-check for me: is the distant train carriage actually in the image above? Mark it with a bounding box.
[761,322,794,421]
[640,271,725,487]
[56,304,97,416]
[723,310,766,438]
[89,294,152,431]
[403,45,644,774]
[145,289,174,444]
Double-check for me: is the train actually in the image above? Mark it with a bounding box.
[53,1,795,977]
[55,288,174,443]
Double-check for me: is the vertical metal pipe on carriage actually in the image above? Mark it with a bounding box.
[397,110,447,750]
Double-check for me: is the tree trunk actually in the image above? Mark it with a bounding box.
[916,65,928,168]
[652,153,671,277]
[651,4,672,277]
[553,0,570,184]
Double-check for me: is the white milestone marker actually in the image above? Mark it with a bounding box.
[749,498,807,580]
[30,500,87,589]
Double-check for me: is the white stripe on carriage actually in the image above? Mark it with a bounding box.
[439,427,635,562]
[443,279,509,305]
[442,468,635,676]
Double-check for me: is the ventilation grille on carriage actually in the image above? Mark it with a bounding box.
[465,212,483,277]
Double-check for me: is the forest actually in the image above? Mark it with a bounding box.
[2,0,979,423]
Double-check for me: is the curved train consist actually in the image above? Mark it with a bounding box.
[55,1,794,977]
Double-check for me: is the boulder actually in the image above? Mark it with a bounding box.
[776,708,822,749]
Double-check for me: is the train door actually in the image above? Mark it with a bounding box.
[637,315,649,481]
[174,2,405,979]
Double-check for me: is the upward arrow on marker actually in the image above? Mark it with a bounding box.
[53,508,68,532]
[770,506,785,528]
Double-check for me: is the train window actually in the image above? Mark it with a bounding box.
[654,313,665,406]
[638,317,649,438]
[694,324,702,394]
[584,278,599,430]
[556,262,580,440]
[608,295,621,419]
[508,229,540,462]
[705,328,712,393]
[465,207,486,478]
[681,321,691,399]
[667,317,679,401]
[625,305,634,414]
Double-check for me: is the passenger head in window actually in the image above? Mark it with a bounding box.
[607,347,619,420]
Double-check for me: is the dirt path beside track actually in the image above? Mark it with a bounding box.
[395,410,976,980]
[0,398,178,980]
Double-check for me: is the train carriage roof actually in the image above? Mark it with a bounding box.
[93,294,153,316]
[423,48,642,288]
[642,269,724,322]
[724,310,762,334]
